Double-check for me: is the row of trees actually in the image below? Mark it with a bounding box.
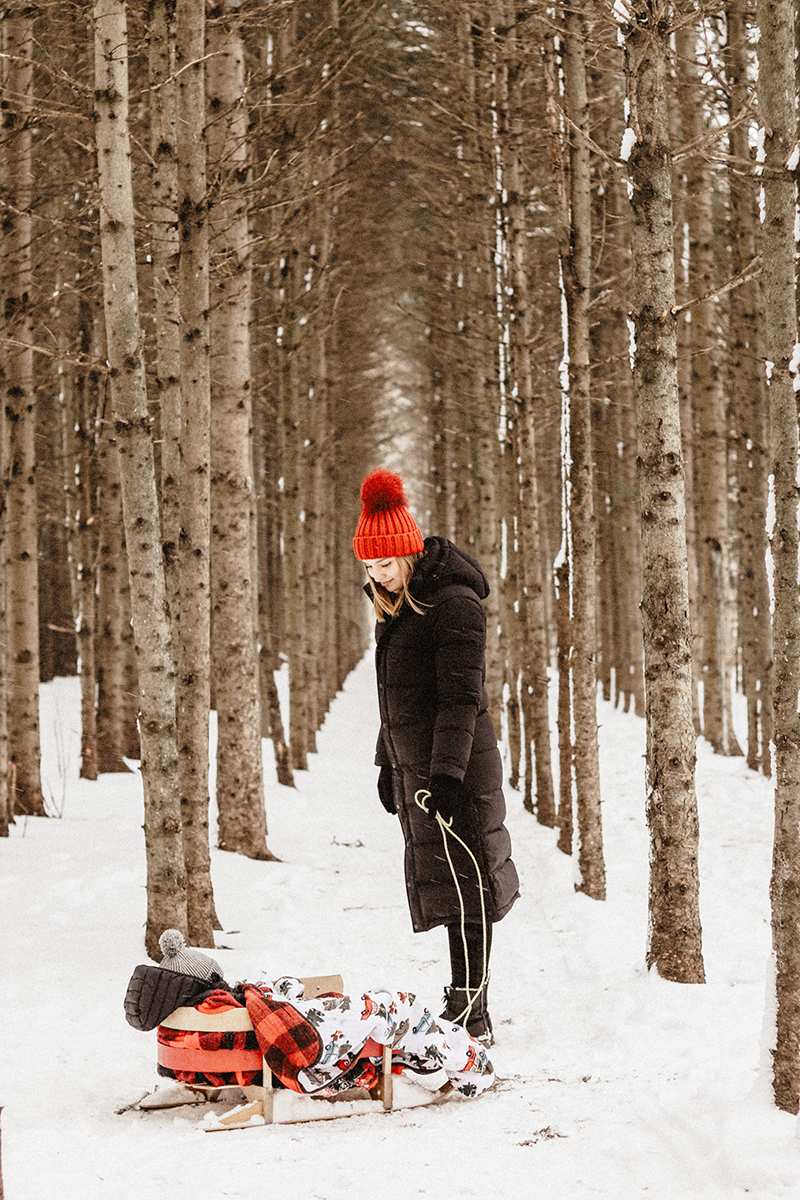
[2,0,800,1110]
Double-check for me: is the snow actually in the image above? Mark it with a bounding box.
[620,126,637,162]
[3,657,800,1199]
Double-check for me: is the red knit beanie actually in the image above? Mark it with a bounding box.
[353,469,425,561]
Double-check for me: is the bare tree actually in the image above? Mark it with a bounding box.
[498,0,556,826]
[757,0,800,1114]
[93,0,186,958]
[622,0,705,983]
[60,304,100,781]
[675,22,740,758]
[175,0,215,940]
[2,5,44,816]
[561,6,605,899]
[725,0,772,775]
[208,0,273,861]
[96,413,133,774]
[0,474,7,834]
[147,0,182,632]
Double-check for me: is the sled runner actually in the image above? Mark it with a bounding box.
[138,974,455,1130]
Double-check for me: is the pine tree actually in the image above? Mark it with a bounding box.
[208,0,273,862]
[93,0,186,958]
[561,5,604,899]
[2,4,44,816]
[622,0,705,983]
[175,0,215,939]
[725,0,772,775]
[757,0,800,1114]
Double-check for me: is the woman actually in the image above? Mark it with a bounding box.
[353,468,519,1045]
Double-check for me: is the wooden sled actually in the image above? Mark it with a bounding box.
[143,974,452,1131]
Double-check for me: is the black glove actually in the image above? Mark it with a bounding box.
[377,764,396,814]
[427,774,466,824]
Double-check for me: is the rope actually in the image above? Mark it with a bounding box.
[414,788,488,1027]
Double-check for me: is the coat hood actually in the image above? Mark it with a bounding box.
[410,537,489,601]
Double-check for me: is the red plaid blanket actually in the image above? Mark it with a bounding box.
[243,985,323,1094]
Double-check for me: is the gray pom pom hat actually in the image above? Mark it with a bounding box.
[158,929,222,981]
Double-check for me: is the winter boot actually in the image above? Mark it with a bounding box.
[440,981,493,1047]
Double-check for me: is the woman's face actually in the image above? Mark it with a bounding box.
[364,557,405,595]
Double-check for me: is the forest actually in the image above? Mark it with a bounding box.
[1,0,799,1115]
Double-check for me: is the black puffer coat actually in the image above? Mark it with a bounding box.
[371,537,519,933]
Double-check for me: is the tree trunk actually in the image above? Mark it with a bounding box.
[555,557,573,854]
[518,396,556,826]
[613,359,644,716]
[545,28,577,856]
[175,0,215,940]
[93,0,186,958]
[148,0,182,636]
[594,394,615,705]
[253,382,293,786]
[249,28,293,787]
[675,24,740,758]
[591,131,643,717]
[501,0,556,825]
[61,301,100,781]
[474,409,503,731]
[0,456,8,833]
[726,0,772,775]
[279,253,310,772]
[500,446,523,792]
[669,77,702,738]
[207,2,274,862]
[96,408,132,774]
[623,0,705,983]
[562,6,605,899]
[757,0,800,1114]
[2,6,44,816]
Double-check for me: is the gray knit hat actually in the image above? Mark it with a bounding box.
[158,929,222,981]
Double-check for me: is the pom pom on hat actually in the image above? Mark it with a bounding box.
[360,469,408,514]
[353,469,424,561]
[158,928,223,982]
[159,929,186,957]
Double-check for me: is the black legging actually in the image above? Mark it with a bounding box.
[447,921,493,991]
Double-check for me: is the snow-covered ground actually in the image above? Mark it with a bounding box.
[3,657,799,1199]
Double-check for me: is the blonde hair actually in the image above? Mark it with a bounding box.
[367,552,426,621]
